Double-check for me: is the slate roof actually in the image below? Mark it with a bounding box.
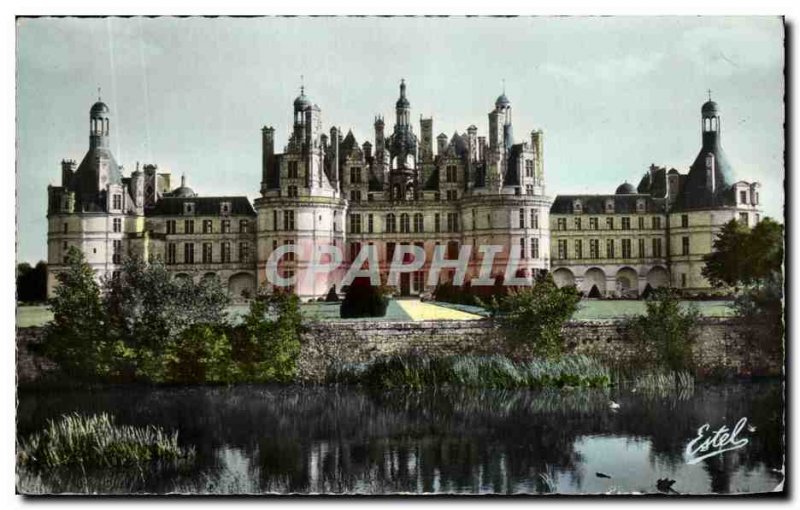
[550,194,667,215]
[147,196,256,217]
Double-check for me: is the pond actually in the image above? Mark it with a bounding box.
[16,381,783,495]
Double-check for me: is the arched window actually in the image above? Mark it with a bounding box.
[400,213,410,233]
[386,213,396,233]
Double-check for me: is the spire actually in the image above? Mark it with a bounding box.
[181,173,186,187]
[300,74,304,96]
[97,86,102,102]
[707,88,712,101]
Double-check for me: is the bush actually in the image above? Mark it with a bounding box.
[486,273,581,358]
[324,285,340,302]
[164,324,236,384]
[340,278,389,318]
[628,287,699,372]
[17,413,194,469]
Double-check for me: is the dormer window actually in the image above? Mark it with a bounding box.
[183,202,195,215]
[605,199,615,214]
[636,199,646,212]
[572,200,582,214]
[220,201,231,215]
[112,194,122,211]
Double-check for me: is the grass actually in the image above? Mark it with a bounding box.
[17,412,195,469]
[327,354,611,390]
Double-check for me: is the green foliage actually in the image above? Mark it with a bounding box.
[628,288,700,372]
[328,354,610,390]
[340,278,389,318]
[17,413,194,469]
[164,324,236,384]
[703,217,784,288]
[17,261,48,303]
[42,247,115,380]
[486,273,581,358]
[232,288,303,382]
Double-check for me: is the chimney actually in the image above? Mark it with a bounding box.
[437,133,448,156]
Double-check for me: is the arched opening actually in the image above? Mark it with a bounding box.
[646,266,669,289]
[174,273,191,281]
[229,272,256,300]
[615,267,639,298]
[583,267,606,297]
[552,268,575,288]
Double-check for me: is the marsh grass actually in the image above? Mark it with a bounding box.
[328,354,610,390]
[17,413,195,469]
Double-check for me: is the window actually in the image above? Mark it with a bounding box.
[638,217,645,230]
[112,240,122,264]
[222,219,231,233]
[63,223,68,234]
[681,273,687,288]
[755,213,761,224]
[557,239,567,259]
[755,192,760,205]
[221,242,231,263]
[272,211,278,231]
[166,220,176,234]
[202,242,213,263]
[525,159,534,178]
[638,239,645,258]
[113,218,122,233]
[589,217,598,230]
[202,220,212,234]
[284,240,295,262]
[386,242,396,263]
[652,216,662,229]
[447,241,460,260]
[368,214,374,233]
[167,243,176,264]
[740,190,748,204]
[183,202,194,215]
[574,239,583,259]
[605,200,614,213]
[220,202,231,215]
[531,238,540,259]
[288,161,298,179]
[526,185,534,196]
[288,185,299,198]
[557,218,567,231]
[682,236,690,255]
[589,239,599,259]
[531,210,539,229]
[446,165,458,183]
[386,213,396,233]
[184,243,195,264]
[681,214,689,228]
[240,220,249,233]
[519,209,525,229]
[434,213,441,233]
[621,217,631,230]
[349,213,362,234]
[446,190,458,201]
[350,166,362,184]
[434,192,441,201]
[413,213,424,233]
[349,242,361,262]
[350,189,362,202]
[739,212,749,225]
[652,238,663,258]
[472,209,476,230]
[621,239,632,258]
[606,217,614,230]
[606,239,615,258]
[239,242,250,262]
[283,210,295,231]
[112,194,122,210]
[574,217,582,230]
[520,238,527,259]
[446,213,459,233]
[184,219,194,234]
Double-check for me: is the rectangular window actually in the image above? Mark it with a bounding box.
[184,220,194,234]
[273,211,278,231]
[112,240,122,264]
[203,220,212,234]
[639,238,646,258]
[221,242,231,263]
[446,189,458,201]
[638,216,645,230]
[606,239,615,258]
[606,217,614,230]
[350,189,361,202]
[589,217,598,230]
[112,194,122,210]
[681,214,689,228]
[574,217,582,230]
[739,212,749,224]
[557,218,567,231]
[113,218,122,233]
[348,242,361,262]
[368,214,374,234]
[202,242,213,263]
[386,242,396,263]
[652,238,663,258]
[519,209,525,229]
[520,238,527,259]
[447,241,459,260]
[184,243,195,264]
[288,160,298,179]
[558,239,567,259]
[284,240,295,262]
[167,243,176,264]
[221,220,231,233]
[446,165,458,183]
[166,220,176,234]
[621,217,631,230]
[287,185,299,198]
[589,239,599,259]
[350,166,361,184]
[652,216,662,229]
[283,210,294,231]
[531,210,539,229]
[525,159,534,178]
[349,213,362,234]
[740,190,748,204]
[621,238,632,258]
[240,220,249,233]
[63,223,68,233]
[239,242,250,263]
[681,273,687,288]
[447,213,459,233]
[532,238,539,259]
[682,236,690,255]
[526,184,534,196]
[574,239,583,259]
[434,213,441,233]
[413,214,424,233]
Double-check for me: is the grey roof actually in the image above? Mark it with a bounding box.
[503,143,524,186]
[495,93,511,108]
[701,100,719,114]
[147,196,256,217]
[550,194,666,214]
[679,126,735,210]
[71,146,124,211]
[90,101,109,115]
[615,182,636,195]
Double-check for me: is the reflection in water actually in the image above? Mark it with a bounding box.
[16,382,783,495]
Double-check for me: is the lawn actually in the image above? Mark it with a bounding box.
[15,299,734,328]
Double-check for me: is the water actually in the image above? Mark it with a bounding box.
[16,382,784,495]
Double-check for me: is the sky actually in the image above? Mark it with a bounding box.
[15,16,784,264]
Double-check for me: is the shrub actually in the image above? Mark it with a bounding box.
[17,413,194,469]
[628,287,699,372]
[324,285,340,302]
[486,273,581,358]
[163,324,236,384]
[340,278,389,318]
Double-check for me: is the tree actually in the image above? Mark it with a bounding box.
[16,261,48,303]
[340,277,389,318]
[41,248,113,379]
[629,288,699,372]
[703,217,784,288]
[487,273,581,359]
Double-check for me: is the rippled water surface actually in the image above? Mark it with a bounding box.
[17,382,784,495]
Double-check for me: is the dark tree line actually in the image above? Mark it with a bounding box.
[16,261,47,303]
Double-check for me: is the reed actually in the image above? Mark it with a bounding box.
[327,354,610,390]
[17,412,195,469]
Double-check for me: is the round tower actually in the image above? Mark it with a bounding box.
[89,99,110,149]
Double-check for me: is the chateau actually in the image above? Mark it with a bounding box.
[46,83,761,300]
